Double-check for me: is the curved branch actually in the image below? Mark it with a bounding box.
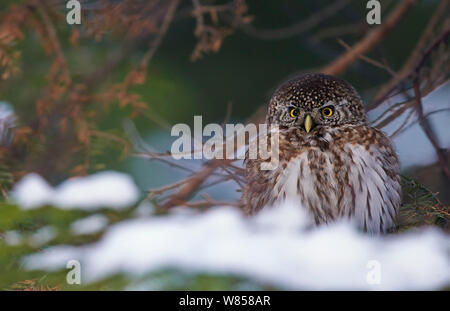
[370,0,449,110]
[321,0,418,76]
[238,0,351,40]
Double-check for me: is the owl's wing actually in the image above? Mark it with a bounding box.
[339,128,401,233]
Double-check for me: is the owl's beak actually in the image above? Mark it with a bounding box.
[304,114,313,133]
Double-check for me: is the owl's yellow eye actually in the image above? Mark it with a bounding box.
[321,107,334,117]
[289,107,298,118]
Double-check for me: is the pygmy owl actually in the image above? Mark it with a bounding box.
[242,73,401,234]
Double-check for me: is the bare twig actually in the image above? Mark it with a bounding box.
[371,101,409,125]
[391,108,450,138]
[238,0,351,40]
[139,0,180,71]
[370,27,449,130]
[34,0,69,71]
[162,159,232,208]
[178,193,240,208]
[371,0,449,109]
[373,99,415,129]
[148,179,190,199]
[389,108,415,138]
[336,39,397,76]
[192,0,205,36]
[312,23,365,43]
[321,0,418,76]
[131,152,198,174]
[413,79,450,179]
[219,163,244,188]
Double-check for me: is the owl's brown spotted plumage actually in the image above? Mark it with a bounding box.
[242,73,401,234]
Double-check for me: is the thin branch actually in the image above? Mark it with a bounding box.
[413,79,450,179]
[311,23,365,43]
[219,163,244,188]
[373,99,415,129]
[389,108,415,138]
[138,0,180,71]
[371,101,409,125]
[192,0,205,36]
[336,39,397,76]
[34,0,69,69]
[131,152,198,174]
[148,178,190,199]
[237,0,351,40]
[370,0,449,109]
[391,108,450,138]
[177,193,240,208]
[321,0,418,76]
[369,28,449,120]
[162,159,232,208]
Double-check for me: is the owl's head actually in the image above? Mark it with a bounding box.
[267,73,368,132]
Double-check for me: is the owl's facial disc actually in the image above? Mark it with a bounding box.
[267,73,368,129]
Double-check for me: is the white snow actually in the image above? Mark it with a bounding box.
[0,101,16,145]
[11,171,140,210]
[24,201,450,290]
[3,227,56,248]
[2,231,23,246]
[11,174,55,209]
[29,226,56,247]
[132,200,155,218]
[70,214,109,235]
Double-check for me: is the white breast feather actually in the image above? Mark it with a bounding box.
[344,144,400,233]
[271,144,400,234]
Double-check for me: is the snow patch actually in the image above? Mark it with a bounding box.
[11,171,140,210]
[24,202,450,290]
[29,226,56,247]
[71,214,109,235]
[2,231,23,246]
[0,101,16,145]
